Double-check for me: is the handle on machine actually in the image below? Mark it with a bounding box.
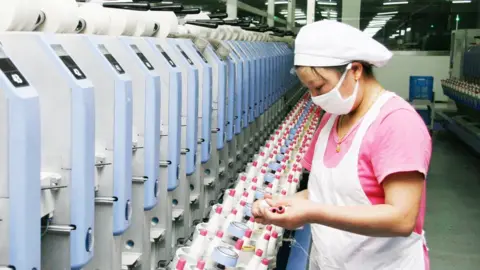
[174,7,201,14]
[150,3,184,11]
[209,13,229,19]
[186,21,218,29]
[102,2,150,11]
[192,19,226,25]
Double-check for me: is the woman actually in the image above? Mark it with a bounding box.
[252,20,432,269]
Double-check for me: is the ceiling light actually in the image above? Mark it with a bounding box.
[295,15,307,19]
[377,11,399,15]
[452,0,471,3]
[264,0,289,5]
[368,23,386,27]
[317,0,337,5]
[383,1,408,5]
[374,15,394,19]
[296,19,307,24]
[407,27,411,32]
[400,30,405,35]
[321,11,337,15]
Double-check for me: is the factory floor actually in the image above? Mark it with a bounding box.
[426,131,480,269]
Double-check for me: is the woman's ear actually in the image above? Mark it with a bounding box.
[352,62,364,80]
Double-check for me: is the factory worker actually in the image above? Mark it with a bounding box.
[252,20,432,270]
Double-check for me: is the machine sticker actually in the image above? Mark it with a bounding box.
[192,44,208,63]
[130,45,154,71]
[51,44,87,80]
[0,56,29,88]
[98,45,125,74]
[156,45,177,67]
[176,45,194,65]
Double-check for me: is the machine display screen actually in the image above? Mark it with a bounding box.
[51,44,87,80]
[0,53,29,88]
[192,44,208,64]
[98,45,125,74]
[156,44,176,68]
[176,45,194,66]
[130,45,154,71]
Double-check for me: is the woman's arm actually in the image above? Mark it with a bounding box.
[263,171,425,237]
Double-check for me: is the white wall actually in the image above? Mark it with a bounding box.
[374,53,450,102]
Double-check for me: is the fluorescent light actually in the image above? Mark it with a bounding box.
[321,12,337,16]
[264,0,289,5]
[383,1,408,5]
[374,15,394,19]
[452,0,471,3]
[368,23,386,27]
[400,30,405,35]
[295,15,307,19]
[377,11,399,15]
[407,27,411,32]
[317,1,337,5]
[296,19,307,24]
[372,17,392,22]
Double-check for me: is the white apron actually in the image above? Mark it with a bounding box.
[307,92,425,270]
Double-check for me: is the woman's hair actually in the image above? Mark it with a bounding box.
[296,61,375,79]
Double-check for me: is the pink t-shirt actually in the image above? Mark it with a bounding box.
[301,95,432,269]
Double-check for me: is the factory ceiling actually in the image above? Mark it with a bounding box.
[179,0,478,37]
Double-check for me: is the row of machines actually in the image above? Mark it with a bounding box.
[440,29,480,153]
[0,2,301,270]
[171,95,320,270]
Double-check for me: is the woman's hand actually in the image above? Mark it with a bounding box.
[251,193,273,223]
[255,197,315,230]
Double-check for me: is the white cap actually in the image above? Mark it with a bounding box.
[294,20,392,68]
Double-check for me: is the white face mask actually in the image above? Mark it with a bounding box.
[311,63,359,115]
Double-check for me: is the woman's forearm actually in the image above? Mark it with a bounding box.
[306,203,416,237]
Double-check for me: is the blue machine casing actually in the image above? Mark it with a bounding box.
[0,49,41,269]
[240,42,254,123]
[228,45,243,135]
[119,37,162,217]
[225,49,235,142]
[241,42,257,122]
[145,38,182,191]
[204,45,227,150]
[179,39,213,163]
[87,37,137,219]
[229,42,251,129]
[40,34,96,269]
[169,39,199,175]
